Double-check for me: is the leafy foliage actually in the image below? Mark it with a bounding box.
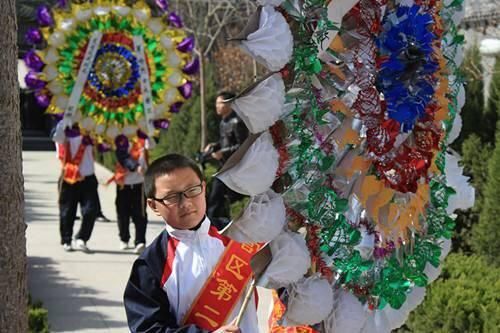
[482,59,500,145]
[150,63,220,162]
[28,296,49,333]
[451,135,493,253]
[400,254,500,333]
[453,46,485,150]
[471,129,500,265]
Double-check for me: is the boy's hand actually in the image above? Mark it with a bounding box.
[213,325,240,332]
[204,143,215,153]
[211,150,223,160]
[213,318,240,332]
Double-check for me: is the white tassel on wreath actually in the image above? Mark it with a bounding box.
[241,6,293,71]
[258,230,311,289]
[217,131,279,196]
[233,73,286,134]
[324,290,368,333]
[225,190,286,243]
[282,275,334,326]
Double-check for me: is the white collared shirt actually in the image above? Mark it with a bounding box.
[163,217,258,332]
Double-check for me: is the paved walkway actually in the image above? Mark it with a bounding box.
[24,151,271,333]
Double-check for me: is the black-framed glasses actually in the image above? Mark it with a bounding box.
[153,183,203,206]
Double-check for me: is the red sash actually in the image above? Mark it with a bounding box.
[268,290,318,333]
[107,139,145,187]
[61,142,87,184]
[182,241,262,330]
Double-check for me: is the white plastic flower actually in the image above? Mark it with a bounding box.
[94,6,111,16]
[113,5,131,16]
[44,48,59,65]
[160,36,174,49]
[163,88,179,104]
[241,6,293,71]
[217,132,279,196]
[81,117,96,131]
[94,124,105,135]
[60,18,75,32]
[233,74,286,133]
[123,125,137,136]
[168,71,183,86]
[106,125,119,139]
[133,8,149,23]
[147,18,163,35]
[55,95,69,111]
[48,32,66,48]
[75,9,92,22]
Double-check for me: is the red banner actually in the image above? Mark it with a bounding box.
[183,242,262,330]
[268,290,319,333]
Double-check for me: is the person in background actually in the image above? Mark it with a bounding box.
[96,199,111,222]
[203,91,248,229]
[53,122,99,253]
[110,136,150,254]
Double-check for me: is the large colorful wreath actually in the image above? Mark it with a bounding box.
[24,0,198,150]
[215,0,473,331]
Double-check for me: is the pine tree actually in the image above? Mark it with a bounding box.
[471,128,500,265]
[400,254,500,332]
[461,134,493,207]
[482,59,500,144]
[454,46,484,151]
[150,63,219,161]
[452,134,493,253]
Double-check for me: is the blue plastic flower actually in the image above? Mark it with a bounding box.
[376,4,438,132]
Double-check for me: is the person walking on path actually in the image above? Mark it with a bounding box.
[53,122,99,252]
[203,91,249,229]
[109,136,150,254]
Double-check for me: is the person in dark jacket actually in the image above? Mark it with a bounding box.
[203,92,248,229]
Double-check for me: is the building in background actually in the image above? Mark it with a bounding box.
[462,0,500,103]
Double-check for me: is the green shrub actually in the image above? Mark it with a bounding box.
[482,59,500,145]
[400,254,500,333]
[452,135,493,253]
[150,63,220,162]
[28,297,49,333]
[453,46,485,151]
[471,130,500,265]
[230,196,249,219]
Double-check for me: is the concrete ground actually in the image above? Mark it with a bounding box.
[24,151,271,333]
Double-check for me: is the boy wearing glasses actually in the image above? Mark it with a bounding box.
[124,154,258,333]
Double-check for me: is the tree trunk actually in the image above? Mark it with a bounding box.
[199,55,207,151]
[0,0,28,332]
